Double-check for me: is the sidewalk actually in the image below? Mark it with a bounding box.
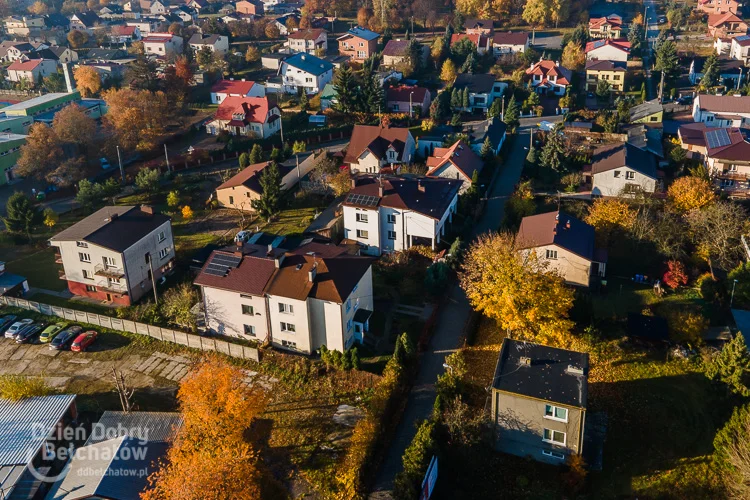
[370,126,535,497]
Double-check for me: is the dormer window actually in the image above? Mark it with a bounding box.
[232,113,245,120]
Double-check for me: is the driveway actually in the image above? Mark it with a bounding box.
[370,123,547,497]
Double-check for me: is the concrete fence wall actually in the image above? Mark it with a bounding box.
[0,296,260,363]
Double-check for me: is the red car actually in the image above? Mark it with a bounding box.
[70,331,98,352]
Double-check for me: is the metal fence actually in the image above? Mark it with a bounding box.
[0,296,260,363]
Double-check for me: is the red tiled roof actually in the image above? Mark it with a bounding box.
[525,60,572,85]
[211,79,256,96]
[678,123,708,147]
[426,140,483,182]
[111,25,137,36]
[696,94,750,113]
[288,28,325,40]
[704,127,746,156]
[584,39,631,53]
[343,125,412,164]
[710,139,750,160]
[708,12,745,27]
[386,85,429,103]
[7,59,43,71]
[589,16,622,29]
[451,33,481,47]
[214,96,273,124]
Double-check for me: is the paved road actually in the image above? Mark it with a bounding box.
[369,120,553,498]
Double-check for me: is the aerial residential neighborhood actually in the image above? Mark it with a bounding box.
[1,0,750,498]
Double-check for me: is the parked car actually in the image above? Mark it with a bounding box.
[39,323,69,343]
[100,157,111,169]
[5,319,33,339]
[49,326,83,350]
[658,16,666,24]
[15,323,45,344]
[71,330,98,352]
[0,315,17,332]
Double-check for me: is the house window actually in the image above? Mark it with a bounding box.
[543,428,566,445]
[613,170,621,178]
[392,104,400,111]
[243,324,256,336]
[85,285,97,292]
[282,339,297,348]
[729,164,738,171]
[387,214,396,223]
[159,247,169,260]
[79,252,91,263]
[546,249,558,260]
[103,256,116,267]
[76,241,88,248]
[613,74,621,80]
[544,405,568,422]
[388,230,397,240]
[158,231,166,242]
[625,171,635,180]
[278,303,294,314]
[242,304,254,315]
[229,195,234,204]
[356,213,368,223]
[347,319,352,331]
[357,229,369,239]
[305,77,312,83]
[542,450,565,460]
[346,298,351,312]
[649,116,658,122]
[82,269,92,280]
[280,322,296,332]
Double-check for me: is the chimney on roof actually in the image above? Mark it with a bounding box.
[267,244,273,254]
[141,205,154,215]
[565,219,571,229]
[109,213,119,222]
[274,254,285,268]
[519,356,531,366]
[417,179,425,193]
[351,177,357,189]
[566,365,584,376]
[308,263,317,282]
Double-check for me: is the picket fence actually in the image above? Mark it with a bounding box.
[0,296,260,362]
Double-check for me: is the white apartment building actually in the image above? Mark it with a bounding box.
[142,33,183,58]
[342,176,462,256]
[692,94,750,128]
[49,206,174,306]
[195,242,374,354]
[286,28,328,55]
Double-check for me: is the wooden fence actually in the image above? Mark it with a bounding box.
[0,296,260,362]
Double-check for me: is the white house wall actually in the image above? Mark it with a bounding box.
[201,286,268,339]
[592,168,656,197]
[267,295,312,353]
[343,205,381,255]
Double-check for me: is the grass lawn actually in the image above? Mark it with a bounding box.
[259,206,318,237]
[457,315,730,498]
[5,248,66,292]
[29,292,115,316]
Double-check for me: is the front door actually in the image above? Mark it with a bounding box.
[106,293,112,302]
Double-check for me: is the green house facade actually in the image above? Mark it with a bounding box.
[0,133,27,186]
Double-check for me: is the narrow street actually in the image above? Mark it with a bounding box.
[643,0,661,100]
[370,119,551,497]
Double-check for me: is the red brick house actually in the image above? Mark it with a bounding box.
[337,26,379,61]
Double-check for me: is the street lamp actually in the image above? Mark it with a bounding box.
[409,91,414,119]
[731,279,739,308]
[442,363,453,374]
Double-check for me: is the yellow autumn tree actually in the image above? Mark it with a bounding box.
[181,205,193,220]
[440,59,457,83]
[667,176,716,213]
[459,232,575,347]
[142,357,267,500]
[561,42,585,71]
[585,198,635,247]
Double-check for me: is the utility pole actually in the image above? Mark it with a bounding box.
[409,91,414,119]
[529,128,534,149]
[738,67,743,91]
[279,113,284,144]
[116,145,124,182]
[164,144,170,173]
[147,253,158,305]
[532,28,535,45]
[659,70,665,103]
[501,95,505,121]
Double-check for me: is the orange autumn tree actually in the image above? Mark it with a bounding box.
[667,175,716,213]
[459,232,575,347]
[585,198,635,247]
[142,357,267,500]
[73,66,102,97]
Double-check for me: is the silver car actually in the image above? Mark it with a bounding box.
[5,319,33,339]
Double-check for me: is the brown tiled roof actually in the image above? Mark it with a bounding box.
[426,140,483,182]
[216,161,293,195]
[343,125,412,164]
[288,28,325,40]
[344,176,461,219]
[382,39,409,56]
[708,12,745,27]
[678,123,708,147]
[214,96,273,124]
[710,139,750,160]
[516,211,596,261]
[695,94,750,113]
[585,59,626,71]
[211,79,257,95]
[265,253,372,302]
[492,31,529,46]
[386,85,429,103]
[193,246,278,296]
[588,16,622,29]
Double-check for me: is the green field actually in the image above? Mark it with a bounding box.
[5,248,66,292]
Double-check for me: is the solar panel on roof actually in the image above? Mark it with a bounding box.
[706,128,731,150]
[212,254,241,267]
[346,193,380,207]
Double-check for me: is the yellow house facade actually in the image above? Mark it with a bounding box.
[585,60,626,92]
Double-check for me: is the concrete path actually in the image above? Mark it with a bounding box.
[370,126,535,497]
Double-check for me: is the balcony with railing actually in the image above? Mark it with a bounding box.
[94,263,125,278]
[54,252,62,264]
[96,280,128,295]
[717,170,750,181]
[58,269,66,280]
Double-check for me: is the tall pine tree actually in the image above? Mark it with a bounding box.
[332,65,359,113]
[251,162,283,220]
[504,95,520,131]
[540,124,567,173]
